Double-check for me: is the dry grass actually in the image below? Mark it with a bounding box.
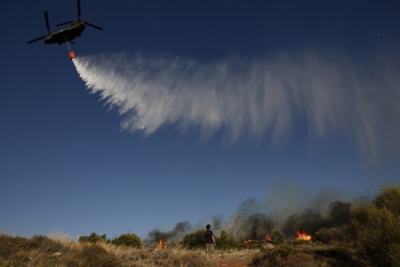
[0,233,373,267]
[0,233,218,267]
[250,242,371,267]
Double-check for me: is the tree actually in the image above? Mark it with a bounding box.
[111,233,143,248]
[351,185,400,267]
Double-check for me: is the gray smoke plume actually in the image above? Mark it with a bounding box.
[73,51,400,163]
[143,191,356,244]
[224,190,354,241]
[144,221,191,246]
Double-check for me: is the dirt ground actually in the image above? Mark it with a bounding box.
[216,249,255,267]
[218,260,249,267]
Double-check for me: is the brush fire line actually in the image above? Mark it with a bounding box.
[243,235,273,245]
[296,230,312,241]
[243,231,312,245]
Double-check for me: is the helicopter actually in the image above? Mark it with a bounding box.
[27,0,103,45]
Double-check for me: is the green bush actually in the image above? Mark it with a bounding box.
[179,230,205,249]
[351,185,400,267]
[272,229,285,245]
[111,233,143,248]
[216,230,238,249]
[315,227,345,244]
[79,232,108,243]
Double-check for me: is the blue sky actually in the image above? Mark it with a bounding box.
[1,0,399,240]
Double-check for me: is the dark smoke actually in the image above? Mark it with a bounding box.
[144,221,191,246]
[282,209,324,238]
[281,201,351,238]
[211,215,223,231]
[143,186,362,245]
[145,200,352,244]
[236,213,274,241]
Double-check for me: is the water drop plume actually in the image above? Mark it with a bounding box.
[73,51,400,161]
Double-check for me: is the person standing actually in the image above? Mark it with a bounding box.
[204,224,216,259]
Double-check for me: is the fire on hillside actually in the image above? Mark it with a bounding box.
[158,238,168,249]
[296,230,312,241]
[243,235,273,245]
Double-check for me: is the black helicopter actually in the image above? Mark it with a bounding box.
[27,0,103,45]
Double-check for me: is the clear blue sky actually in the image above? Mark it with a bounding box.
[1,0,399,240]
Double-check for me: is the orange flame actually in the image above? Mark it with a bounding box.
[296,230,312,241]
[243,235,272,244]
[158,238,167,249]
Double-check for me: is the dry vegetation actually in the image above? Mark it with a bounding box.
[0,232,219,267]
[0,232,383,267]
[1,185,399,267]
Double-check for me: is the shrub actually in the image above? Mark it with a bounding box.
[351,185,400,267]
[79,232,108,243]
[272,230,285,245]
[179,230,205,249]
[79,244,118,267]
[315,227,345,244]
[0,234,29,259]
[216,230,238,249]
[314,247,352,261]
[111,233,143,248]
[251,244,296,266]
[27,235,63,253]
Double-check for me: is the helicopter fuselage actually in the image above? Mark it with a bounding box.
[44,22,86,45]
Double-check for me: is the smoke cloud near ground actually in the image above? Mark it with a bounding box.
[142,183,367,245]
[72,51,400,163]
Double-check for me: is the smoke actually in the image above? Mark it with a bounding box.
[72,51,400,162]
[139,179,364,245]
[143,221,191,246]
[142,185,361,245]
[281,201,352,239]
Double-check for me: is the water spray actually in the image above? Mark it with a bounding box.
[72,51,400,162]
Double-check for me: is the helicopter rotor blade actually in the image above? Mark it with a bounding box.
[77,0,81,19]
[85,21,103,30]
[27,35,47,44]
[44,11,50,33]
[56,21,74,26]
